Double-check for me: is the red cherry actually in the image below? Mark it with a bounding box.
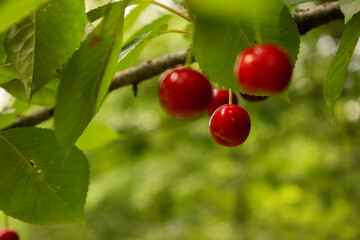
[234,44,293,95]
[209,104,251,147]
[240,93,268,102]
[158,67,212,120]
[206,89,238,116]
[0,230,19,240]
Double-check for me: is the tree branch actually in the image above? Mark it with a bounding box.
[293,1,343,35]
[109,50,190,91]
[2,50,190,130]
[0,1,344,131]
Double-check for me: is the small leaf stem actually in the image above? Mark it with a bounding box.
[4,215,8,229]
[166,29,192,35]
[252,12,262,45]
[142,0,191,22]
[229,89,233,105]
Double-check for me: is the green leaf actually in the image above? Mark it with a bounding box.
[117,4,155,70]
[123,3,150,34]
[0,0,48,34]
[0,113,17,130]
[55,2,128,154]
[0,33,7,64]
[0,65,19,85]
[86,1,118,22]
[125,15,172,43]
[192,0,300,92]
[118,16,172,71]
[1,78,58,106]
[4,0,86,99]
[339,0,360,23]
[189,0,282,21]
[118,25,169,70]
[76,123,122,151]
[323,13,360,113]
[0,76,13,86]
[0,100,28,130]
[0,127,89,224]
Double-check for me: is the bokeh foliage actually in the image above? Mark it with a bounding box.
[1,0,360,239]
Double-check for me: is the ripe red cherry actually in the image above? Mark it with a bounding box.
[158,67,212,120]
[209,104,251,147]
[240,93,268,102]
[234,44,293,95]
[0,230,19,240]
[206,89,238,116]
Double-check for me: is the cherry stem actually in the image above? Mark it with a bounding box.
[229,89,233,105]
[252,13,262,45]
[142,0,192,22]
[4,215,8,229]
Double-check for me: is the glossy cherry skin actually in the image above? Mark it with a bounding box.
[206,89,238,116]
[235,44,293,95]
[0,230,19,240]
[158,67,212,120]
[240,93,268,102]
[209,104,251,147]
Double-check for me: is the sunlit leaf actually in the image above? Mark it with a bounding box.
[0,0,48,34]
[76,123,122,151]
[339,0,360,23]
[55,1,128,154]
[118,16,172,71]
[0,113,16,130]
[0,65,19,85]
[123,3,150,35]
[86,0,139,22]
[86,1,118,22]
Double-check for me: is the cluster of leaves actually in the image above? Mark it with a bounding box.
[0,0,359,227]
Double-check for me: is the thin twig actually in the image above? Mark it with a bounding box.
[2,107,55,131]
[1,2,344,131]
[166,29,192,35]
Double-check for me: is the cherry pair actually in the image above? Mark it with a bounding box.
[158,68,251,147]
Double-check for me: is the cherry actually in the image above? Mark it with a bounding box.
[209,104,251,147]
[0,230,19,240]
[240,93,268,102]
[206,89,238,116]
[234,44,293,95]
[158,67,212,120]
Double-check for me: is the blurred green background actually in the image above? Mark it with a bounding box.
[1,1,360,239]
